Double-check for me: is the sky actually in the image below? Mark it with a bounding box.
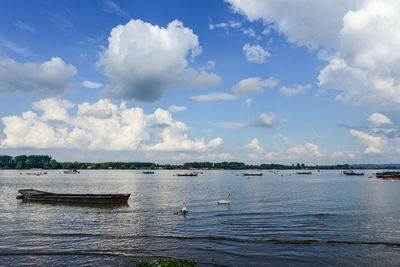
[0,0,400,165]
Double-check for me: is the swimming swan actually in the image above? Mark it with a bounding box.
[217,193,230,204]
[181,201,188,214]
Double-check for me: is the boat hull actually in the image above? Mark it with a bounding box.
[376,175,400,179]
[243,173,262,176]
[18,189,130,204]
[376,172,400,179]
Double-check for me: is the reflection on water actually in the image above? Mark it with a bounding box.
[19,199,129,209]
[1,170,400,266]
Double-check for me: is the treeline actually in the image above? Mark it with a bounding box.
[0,155,399,170]
[182,162,352,170]
[0,155,163,170]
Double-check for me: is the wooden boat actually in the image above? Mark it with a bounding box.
[176,172,198,176]
[17,189,130,204]
[243,172,262,176]
[142,170,154,174]
[376,171,400,179]
[344,170,364,176]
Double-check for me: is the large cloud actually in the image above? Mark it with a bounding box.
[98,19,201,103]
[227,0,400,110]
[318,1,400,109]
[0,57,76,96]
[245,134,354,161]
[350,129,387,154]
[226,0,362,49]
[0,98,222,152]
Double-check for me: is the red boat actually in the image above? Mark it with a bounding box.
[376,172,400,179]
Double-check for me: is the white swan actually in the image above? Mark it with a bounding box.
[181,201,188,214]
[217,193,230,204]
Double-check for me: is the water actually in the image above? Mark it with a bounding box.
[1,170,400,266]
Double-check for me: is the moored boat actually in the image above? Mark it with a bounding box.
[142,170,154,174]
[176,172,198,176]
[17,189,130,204]
[243,172,262,176]
[25,170,47,176]
[64,169,80,174]
[297,171,312,175]
[376,171,400,179]
[343,170,364,176]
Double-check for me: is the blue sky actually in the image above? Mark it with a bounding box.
[0,0,399,164]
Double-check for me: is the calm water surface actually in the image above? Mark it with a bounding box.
[1,170,400,266]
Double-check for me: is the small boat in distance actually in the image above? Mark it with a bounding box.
[17,189,130,204]
[297,171,312,175]
[142,170,154,174]
[25,169,47,176]
[243,172,262,176]
[64,169,80,174]
[376,171,400,179]
[343,170,364,176]
[176,172,198,176]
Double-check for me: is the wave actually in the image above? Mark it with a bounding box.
[137,235,400,248]
[24,232,400,248]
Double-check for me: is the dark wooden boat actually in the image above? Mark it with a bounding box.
[142,171,154,174]
[345,172,364,176]
[243,172,262,176]
[17,189,130,204]
[176,173,198,176]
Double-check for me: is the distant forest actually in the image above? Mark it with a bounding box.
[0,155,398,170]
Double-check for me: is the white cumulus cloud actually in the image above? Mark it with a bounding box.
[242,43,270,63]
[248,112,275,127]
[232,77,277,95]
[226,0,362,49]
[0,57,76,96]
[227,1,400,110]
[350,129,387,154]
[190,70,222,89]
[0,98,222,152]
[317,1,400,109]
[98,19,201,103]
[280,83,311,97]
[368,113,392,126]
[82,80,103,89]
[246,138,264,153]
